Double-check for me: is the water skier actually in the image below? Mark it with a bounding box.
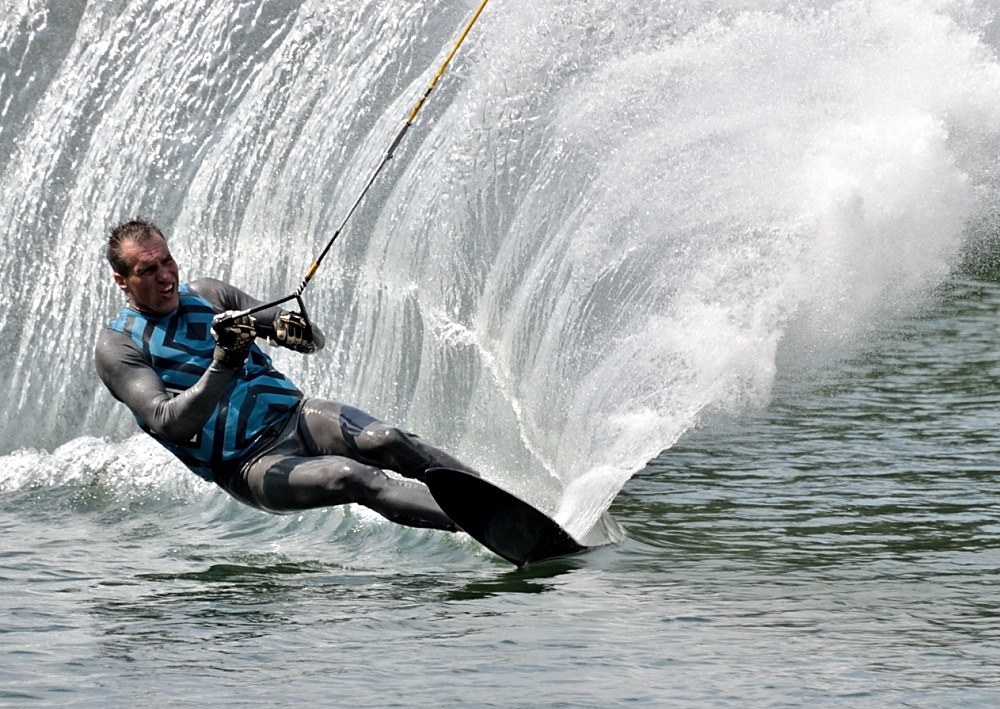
[95,218,476,531]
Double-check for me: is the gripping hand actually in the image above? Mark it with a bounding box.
[272,311,316,353]
[211,311,256,368]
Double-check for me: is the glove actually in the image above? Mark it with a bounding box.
[211,311,257,368]
[271,311,316,353]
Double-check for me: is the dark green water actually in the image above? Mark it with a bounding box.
[3,278,998,707]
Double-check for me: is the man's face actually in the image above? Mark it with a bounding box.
[113,235,180,316]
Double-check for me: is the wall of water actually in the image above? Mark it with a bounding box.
[2,0,998,539]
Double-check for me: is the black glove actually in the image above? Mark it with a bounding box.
[211,311,256,368]
[271,311,316,353]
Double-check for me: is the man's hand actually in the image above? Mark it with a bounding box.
[211,311,256,368]
[271,311,316,353]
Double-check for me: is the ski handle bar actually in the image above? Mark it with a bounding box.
[213,292,311,340]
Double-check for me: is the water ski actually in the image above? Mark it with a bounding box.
[424,467,589,567]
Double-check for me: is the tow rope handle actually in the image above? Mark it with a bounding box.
[219,0,491,331]
[243,293,311,341]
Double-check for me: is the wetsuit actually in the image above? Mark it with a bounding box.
[95,277,474,531]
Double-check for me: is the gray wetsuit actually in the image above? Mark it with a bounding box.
[95,277,475,531]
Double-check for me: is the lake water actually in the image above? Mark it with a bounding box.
[2,1,1000,705]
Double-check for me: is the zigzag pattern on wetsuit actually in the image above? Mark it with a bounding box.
[108,284,303,481]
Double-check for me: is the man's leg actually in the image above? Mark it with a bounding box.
[238,450,457,531]
[298,399,478,482]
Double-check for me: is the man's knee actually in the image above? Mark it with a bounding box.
[356,423,411,451]
[336,460,391,503]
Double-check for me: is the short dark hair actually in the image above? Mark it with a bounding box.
[107,218,165,277]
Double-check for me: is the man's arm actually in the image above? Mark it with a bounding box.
[188,277,326,351]
[95,328,236,444]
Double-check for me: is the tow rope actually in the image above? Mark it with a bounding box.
[225,0,491,328]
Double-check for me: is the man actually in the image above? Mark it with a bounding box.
[95,218,476,531]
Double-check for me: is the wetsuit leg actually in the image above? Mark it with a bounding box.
[239,449,457,531]
[297,399,479,482]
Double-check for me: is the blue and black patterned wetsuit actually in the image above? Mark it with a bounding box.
[95,277,475,530]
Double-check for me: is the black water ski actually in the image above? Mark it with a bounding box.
[425,467,589,567]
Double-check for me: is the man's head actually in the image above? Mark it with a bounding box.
[107,219,180,316]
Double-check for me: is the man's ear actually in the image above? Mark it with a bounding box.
[113,272,129,294]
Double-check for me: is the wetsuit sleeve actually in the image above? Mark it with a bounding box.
[94,328,237,444]
[188,277,326,351]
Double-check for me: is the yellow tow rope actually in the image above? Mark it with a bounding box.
[406,0,491,125]
[231,0,492,325]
